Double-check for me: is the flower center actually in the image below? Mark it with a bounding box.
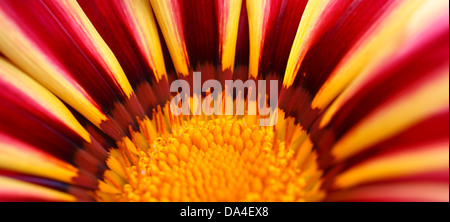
[95,104,325,202]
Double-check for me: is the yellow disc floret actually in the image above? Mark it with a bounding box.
[96,104,325,202]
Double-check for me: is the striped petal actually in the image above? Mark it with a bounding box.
[327,182,449,202]
[331,67,448,163]
[0,131,102,200]
[150,0,246,75]
[284,0,398,91]
[0,0,446,203]
[247,0,307,78]
[315,16,449,162]
[321,111,449,186]
[0,176,77,202]
[78,0,168,84]
[312,0,449,110]
[0,58,107,190]
[333,142,448,189]
[283,0,330,86]
[0,133,78,188]
[0,57,90,143]
[279,0,406,130]
[0,0,135,127]
[150,0,190,76]
[301,4,450,201]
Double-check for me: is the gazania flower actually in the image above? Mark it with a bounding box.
[0,0,448,202]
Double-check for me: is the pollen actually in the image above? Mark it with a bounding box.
[95,103,325,202]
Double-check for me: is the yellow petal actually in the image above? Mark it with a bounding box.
[246,0,270,78]
[219,0,243,72]
[150,0,190,76]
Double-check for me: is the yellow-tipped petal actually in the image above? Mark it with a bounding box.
[150,0,190,76]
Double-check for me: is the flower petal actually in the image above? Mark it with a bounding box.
[0,133,98,190]
[320,110,449,185]
[333,142,448,189]
[246,0,269,78]
[259,0,307,77]
[218,0,243,72]
[0,0,135,127]
[312,0,449,110]
[283,0,331,86]
[234,2,249,67]
[0,176,77,202]
[150,0,190,76]
[0,57,90,143]
[311,16,450,162]
[179,0,220,68]
[0,171,95,201]
[331,69,448,162]
[78,0,167,83]
[0,58,109,163]
[285,0,397,91]
[247,0,307,78]
[319,12,449,130]
[0,60,109,189]
[326,182,449,202]
[151,0,246,74]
